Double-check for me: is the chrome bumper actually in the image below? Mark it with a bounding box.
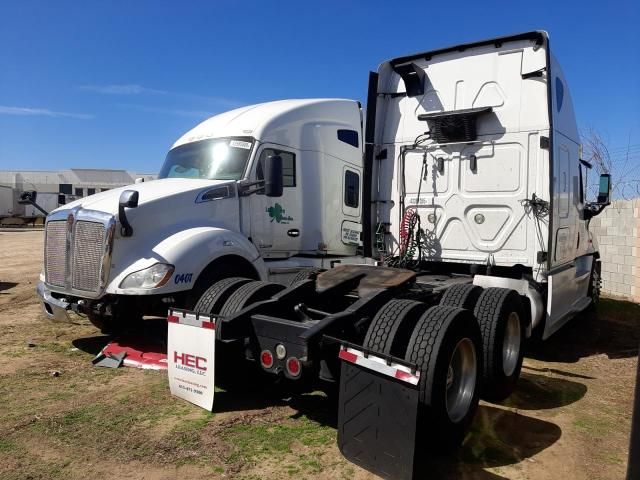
[36,281,71,322]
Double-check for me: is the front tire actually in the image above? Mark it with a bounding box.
[587,259,602,311]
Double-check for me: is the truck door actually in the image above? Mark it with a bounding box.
[545,136,584,337]
[249,145,303,258]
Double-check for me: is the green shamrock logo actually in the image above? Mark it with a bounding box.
[267,203,285,223]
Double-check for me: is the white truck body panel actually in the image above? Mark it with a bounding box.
[370,31,597,336]
[373,37,552,270]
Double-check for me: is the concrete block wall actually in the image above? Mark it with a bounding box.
[589,199,640,302]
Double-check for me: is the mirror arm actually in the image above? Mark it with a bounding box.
[584,202,607,220]
[118,190,138,237]
[238,180,265,197]
[119,204,134,237]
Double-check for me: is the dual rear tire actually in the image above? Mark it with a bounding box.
[193,278,286,389]
[439,284,526,401]
[362,284,526,448]
[363,299,483,449]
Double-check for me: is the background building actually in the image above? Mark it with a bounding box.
[0,168,156,220]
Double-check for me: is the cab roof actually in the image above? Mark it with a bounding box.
[171,99,360,151]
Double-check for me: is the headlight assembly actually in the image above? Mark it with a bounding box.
[119,263,174,289]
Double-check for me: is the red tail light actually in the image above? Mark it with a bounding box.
[260,350,274,369]
[286,357,301,377]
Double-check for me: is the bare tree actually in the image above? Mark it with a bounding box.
[582,127,612,175]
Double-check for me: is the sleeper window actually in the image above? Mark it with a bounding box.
[344,170,359,208]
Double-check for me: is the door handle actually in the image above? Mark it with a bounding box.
[287,229,300,237]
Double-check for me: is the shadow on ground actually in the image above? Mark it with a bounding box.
[0,281,18,293]
[497,371,587,410]
[527,298,640,363]
[72,317,168,356]
[422,405,562,479]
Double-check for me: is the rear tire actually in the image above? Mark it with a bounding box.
[439,283,483,310]
[473,288,526,401]
[220,281,286,316]
[288,268,322,287]
[404,305,482,450]
[209,280,284,390]
[363,299,428,356]
[193,277,253,315]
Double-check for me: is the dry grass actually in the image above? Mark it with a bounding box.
[0,230,637,479]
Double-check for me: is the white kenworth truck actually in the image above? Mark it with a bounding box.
[39,31,610,478]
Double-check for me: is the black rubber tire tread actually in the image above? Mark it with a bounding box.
[220,281,286,316]
[193,277,253,315]
[404,305,482,450]
[473,287,525,401]
[405,305,477,405]
[363,299,428,356]
[587,260,602,312]
[288,268,322,287]
[439,283,483,310]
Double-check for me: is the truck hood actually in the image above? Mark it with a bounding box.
[53,178,232,216]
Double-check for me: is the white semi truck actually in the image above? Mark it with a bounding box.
[38,31,610,478]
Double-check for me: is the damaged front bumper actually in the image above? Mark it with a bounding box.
[36,281,71,322]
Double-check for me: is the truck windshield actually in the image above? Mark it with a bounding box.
[159,138,254,180]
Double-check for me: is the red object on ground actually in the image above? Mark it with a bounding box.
[101,340,168,370]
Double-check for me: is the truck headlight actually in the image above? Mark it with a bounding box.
[119,263,174,289]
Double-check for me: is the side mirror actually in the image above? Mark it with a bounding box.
[18,190,37,204]
[263,154,283,197]
[597,173,611,205]
[119,190,139,208]
[118,190,139,237]
[135,177,145,184]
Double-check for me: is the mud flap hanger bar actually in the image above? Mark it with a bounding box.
[325,337,421,382]
[169,308,219,329]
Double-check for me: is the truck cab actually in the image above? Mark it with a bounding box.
[37,99,364,331]
[365,31,611,339]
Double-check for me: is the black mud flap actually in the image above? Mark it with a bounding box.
[337,359,419,480]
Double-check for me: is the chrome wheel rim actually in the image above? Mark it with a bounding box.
[446,338,477,423]
[503,312,521,377]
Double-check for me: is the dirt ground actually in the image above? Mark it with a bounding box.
[0,230,637,480]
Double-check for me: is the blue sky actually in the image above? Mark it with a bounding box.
[1,0,638,175]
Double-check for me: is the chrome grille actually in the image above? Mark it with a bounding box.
[72,221,106,292]
[44,208,115,297]
[45,221,67,286]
